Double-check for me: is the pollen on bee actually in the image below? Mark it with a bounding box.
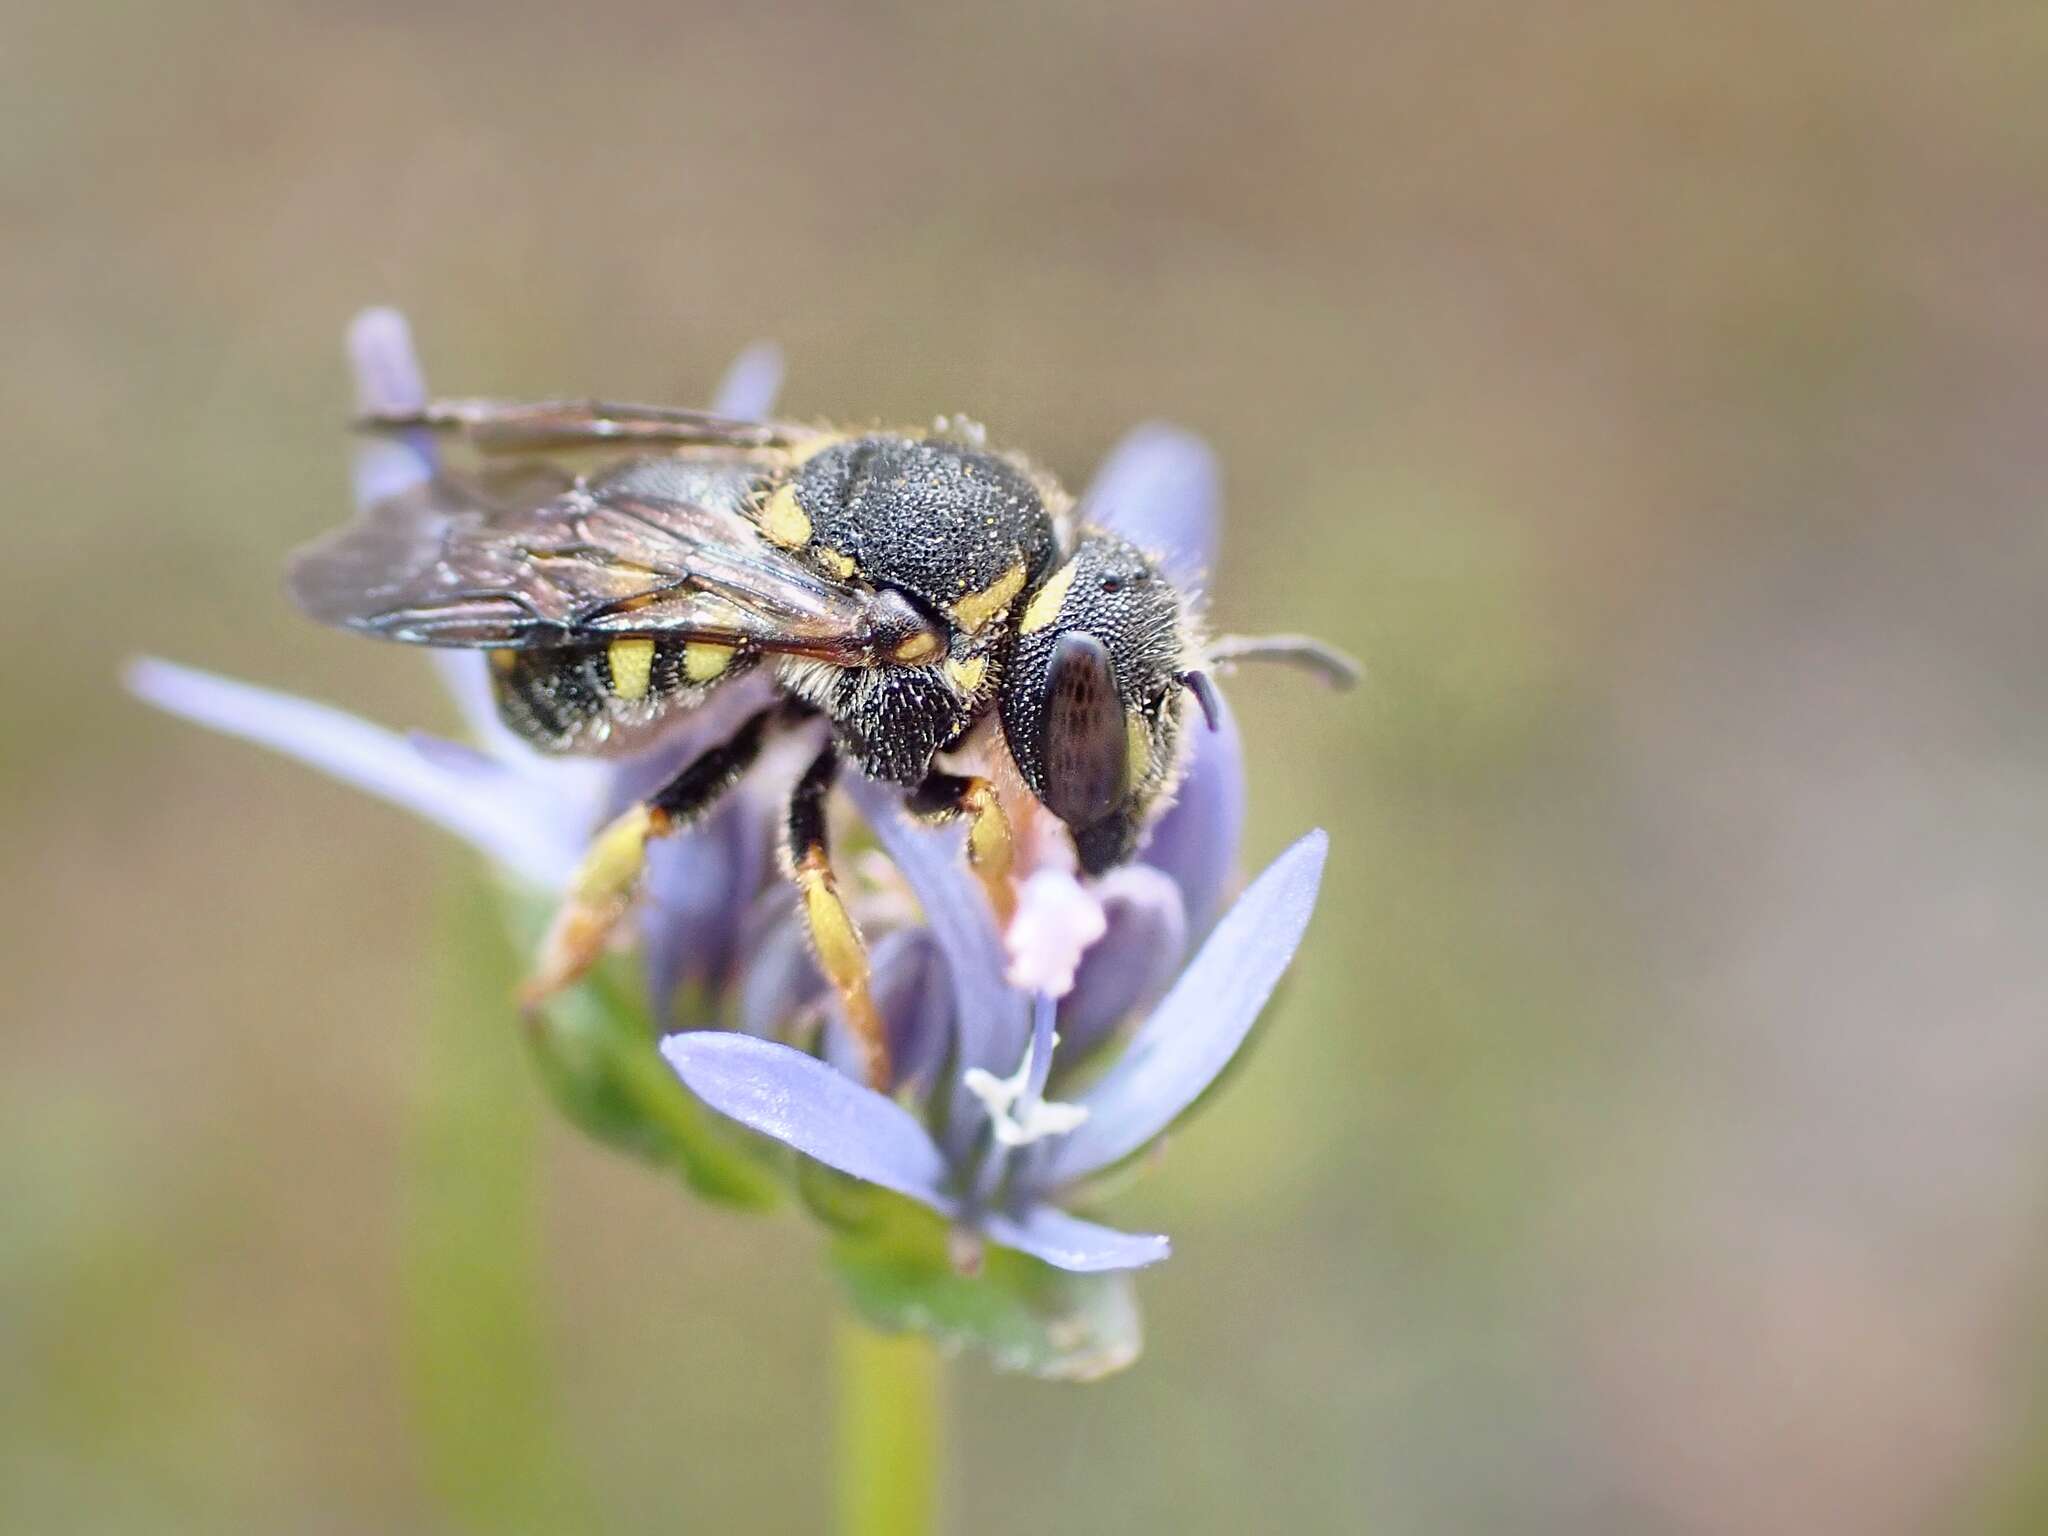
[607,637,656,700]
[761,484,812,548]
[683,640,736,683]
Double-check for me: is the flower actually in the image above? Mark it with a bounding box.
[664,817,1327,1273]
[128,308,1331,1376]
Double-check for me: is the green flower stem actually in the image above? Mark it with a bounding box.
[835,1314,943,1536]
[406,868,591,1530]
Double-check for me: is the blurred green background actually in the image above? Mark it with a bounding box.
[8,2,2048,1531]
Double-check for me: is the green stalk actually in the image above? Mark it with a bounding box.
[835,1315,943,1536]
[404,867,590,1531]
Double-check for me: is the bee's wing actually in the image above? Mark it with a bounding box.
[288,457,935,663]
[354,397,821,453]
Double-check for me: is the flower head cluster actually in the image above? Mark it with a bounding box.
[130,311,1328,1376]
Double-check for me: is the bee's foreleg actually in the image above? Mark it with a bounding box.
[785,743,891,1091]
[520,706,776,1011]
[906,769,1016,928]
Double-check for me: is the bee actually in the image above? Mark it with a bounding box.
[290,393,1352,1088]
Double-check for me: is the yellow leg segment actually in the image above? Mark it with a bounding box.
[910,772,1016,929]
[958,779,1016,929]
[519,804,673,1011]
[796,849,890,1091]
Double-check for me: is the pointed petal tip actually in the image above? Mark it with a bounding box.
[981,1205,1172,1272]
[346,306,425,415]
[122,655,578,889]
[1084,422,1222,586]
[1037,825,1334,1187]
[713,341,785,421]
[660,1031,955,1209]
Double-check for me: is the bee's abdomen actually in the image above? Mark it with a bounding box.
[489,639,753,756]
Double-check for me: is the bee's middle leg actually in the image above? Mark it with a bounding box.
[906,769,1016,927]
[785,743,891,1091]
[521,704,777,1010]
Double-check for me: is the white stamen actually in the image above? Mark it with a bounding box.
[962,1030,1091,1148]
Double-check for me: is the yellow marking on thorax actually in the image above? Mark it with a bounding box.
[1019,558,1077,634]
[816,546,856,579]
[683,640,735,683]
[760,484,812,548]
[892,631,942,665]
[489,647,520,675]
[607,637,656,700]
[944,653,987,694]
[952,560,1027,633]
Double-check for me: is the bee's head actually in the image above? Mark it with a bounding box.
[998,531,1207,875]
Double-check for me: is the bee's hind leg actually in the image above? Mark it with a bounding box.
[906,769,1016,928]
[520,705,778,1011]
[784,743,891,1092]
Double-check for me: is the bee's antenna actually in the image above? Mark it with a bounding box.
[1178,668,1223,732]
[1205,633,1360,690]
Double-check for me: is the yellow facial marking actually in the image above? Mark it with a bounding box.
[607,637,655,701]
[761,484,812,548]
[1019,559,1077,634]
[1125,712,1152,789]
[816,546,856,579]
[951,560,1027,633]
[683,640,735,683]
[944,653,988,694]
[892,631,942,665]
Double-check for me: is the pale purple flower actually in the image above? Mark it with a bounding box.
[666,777,1325,1274]
[128,307,1330,1293]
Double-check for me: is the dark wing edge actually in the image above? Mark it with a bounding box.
[353,397,821,453]
[287,467,940,664]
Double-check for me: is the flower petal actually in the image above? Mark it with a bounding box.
[640,790,777,1023]
[347,307,435,506]
[1035,829,1329,1187]
[980,1204,1170,1273]
[348,305,428,415]
[127,657,580,889]
[661,1032,955,1210]
[736,893,826,1038]
[1079,423,1220,591]
[1140,681,1246,935]
[822,928,955,1095]
[712,341,785,421]
[841,775,1031,1092]
[1057,864,1189,1061]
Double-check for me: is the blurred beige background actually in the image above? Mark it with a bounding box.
[7,2,2048,1531]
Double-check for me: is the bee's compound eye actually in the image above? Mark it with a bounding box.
[870,587,946,665]
[1038,630,1128,828]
